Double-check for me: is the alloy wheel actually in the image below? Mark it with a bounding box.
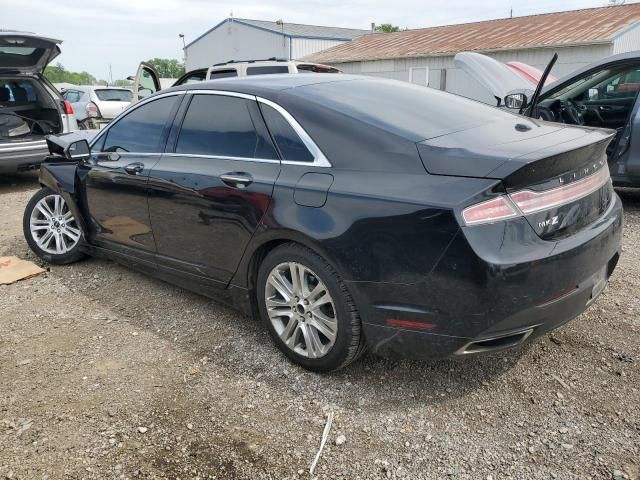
[29,194,81,255]
[265,262,338,359]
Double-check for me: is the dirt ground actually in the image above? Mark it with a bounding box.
[0,172,638,480]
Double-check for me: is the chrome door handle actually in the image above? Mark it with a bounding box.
[124,162,144,175]
[220,173,253,188]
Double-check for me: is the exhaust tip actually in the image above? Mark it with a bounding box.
[456,327,535,355]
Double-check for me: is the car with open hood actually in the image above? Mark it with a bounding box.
[454,50,640,188]
[0,32,77,173]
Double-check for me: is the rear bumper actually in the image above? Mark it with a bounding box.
[0,139,48,173]
[353,194,623,360]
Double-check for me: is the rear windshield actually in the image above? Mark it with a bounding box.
[95,89,132,102]
[0,47,37,56]
[247,65,289,75]
[288,78,515,141]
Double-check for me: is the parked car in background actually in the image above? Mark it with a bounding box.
[130,58,341,103]
[0,32,77,173]
[23,75,621,371]
[62,86,132,129]
[455,50,640,188]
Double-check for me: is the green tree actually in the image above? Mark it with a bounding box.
[44,63,98,85]
[375,24,400,33]
[146,58,185,78]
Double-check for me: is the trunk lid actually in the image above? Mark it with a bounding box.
[418,118,616,239]
[0,32,61,74]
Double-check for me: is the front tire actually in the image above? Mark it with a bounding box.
[23,188,85,265]
[257,243,365,372]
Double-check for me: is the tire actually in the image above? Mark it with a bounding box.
[23,187,85,265]
[257,243,365,372]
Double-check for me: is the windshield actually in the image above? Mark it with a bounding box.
[94,89,132,102]
[549,65,640,102]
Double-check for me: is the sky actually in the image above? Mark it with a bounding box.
[1,0,630,80]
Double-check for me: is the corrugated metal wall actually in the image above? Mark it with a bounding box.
[185,22,291,70]
[336,44,614,105]
[292,39,346,60]
[185,21,352,70]
[613,23,640,55]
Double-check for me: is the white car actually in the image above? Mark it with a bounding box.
[62,86,132,129]
[0,32,78,173]
[130,58,341,103]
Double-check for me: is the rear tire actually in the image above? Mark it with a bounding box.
[23,187,85,265]
[257,243,365,372]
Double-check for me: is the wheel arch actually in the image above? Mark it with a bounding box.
[234,230,345,316]
[38,163,90,240]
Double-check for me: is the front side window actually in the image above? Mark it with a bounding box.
[551,64,640,102]
[260,104,314,162]
[102,95,178,153]
[176,94,277,159]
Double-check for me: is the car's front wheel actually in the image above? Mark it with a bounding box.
[257,243,365,372]
[23,188,85,264]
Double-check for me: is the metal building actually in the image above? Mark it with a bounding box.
[184,18,368,71]
[304,4,640,104]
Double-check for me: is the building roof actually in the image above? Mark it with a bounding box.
[304,4,640,64]
[185,18,368,48]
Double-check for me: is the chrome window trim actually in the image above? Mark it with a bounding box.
[256,97,331,168]
[186,89,255,100]
[88,89,331,168]
[163,152,280,164]
[89,91,186,149]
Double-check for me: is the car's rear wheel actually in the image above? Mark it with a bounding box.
[23,187,85,264]
[257,243,365,372]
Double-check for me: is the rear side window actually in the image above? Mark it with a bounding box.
[208,69,238,80]
[102,95,178,153]
[63,90,81,102]
[260,104,314,162]
[246,66,289,75]
[175,70,207,86]
[94,89,132,102]
[176,94,278,159]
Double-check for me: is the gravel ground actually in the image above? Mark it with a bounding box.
[0,172,638,480]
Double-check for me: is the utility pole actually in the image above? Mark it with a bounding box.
[276,19,287,59]
[178,33,187,68]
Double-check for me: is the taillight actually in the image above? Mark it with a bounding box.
[509,166,610,214]
[86,102,100,118]
[462,166,610,226]
[63,100,74,114]
[462,196,519,225]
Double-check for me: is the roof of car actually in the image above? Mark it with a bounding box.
[163,73,357,98]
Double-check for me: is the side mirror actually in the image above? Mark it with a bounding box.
[504,93,528,110]
[65,139,91,161]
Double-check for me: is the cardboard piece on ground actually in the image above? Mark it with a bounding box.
[0,256,45,285]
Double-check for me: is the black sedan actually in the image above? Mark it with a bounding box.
[23,75,623,372]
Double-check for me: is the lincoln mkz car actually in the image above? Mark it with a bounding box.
[23,75,623,371]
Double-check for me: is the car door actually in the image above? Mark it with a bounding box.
[84,93,183,261]
[131,62,161,104]
[146,91,281,286]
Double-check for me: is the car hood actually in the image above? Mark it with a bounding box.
[0,32,62,74]
[453,52,534,100]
